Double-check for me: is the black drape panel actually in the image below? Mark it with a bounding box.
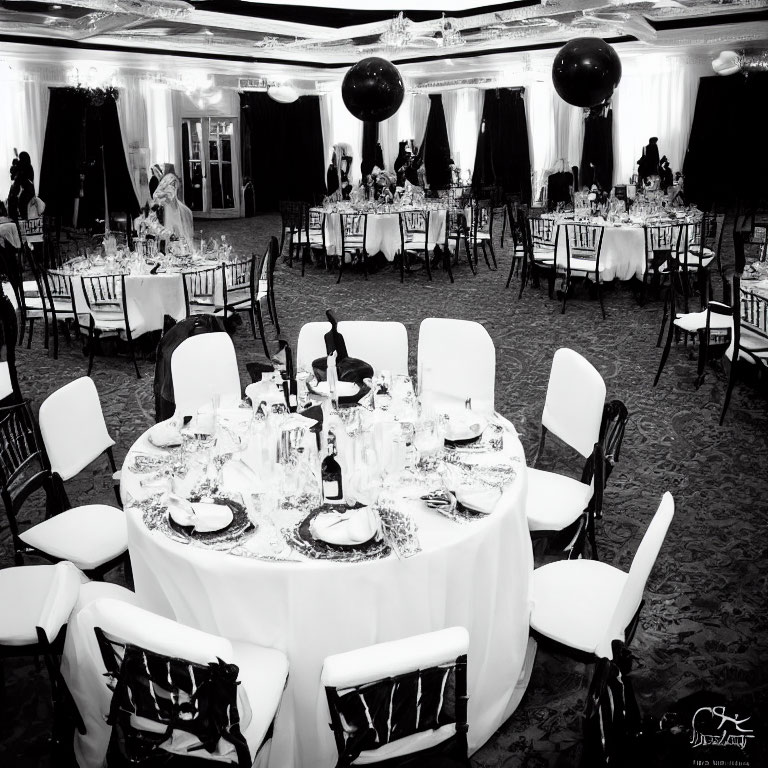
[422,95,452,189]
[684,73,768,208]
[361,121,378,177]
[39,88,139,226]
[473,89,531,204]
[580,105,614,191]
[240,92,326,211]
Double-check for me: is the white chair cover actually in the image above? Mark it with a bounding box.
[39,377,116,482]
[541,348,606,459]
[296,321,409,376]
[171,333,241,418]
[417,318,495,416]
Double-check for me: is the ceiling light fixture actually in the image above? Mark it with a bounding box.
[267,84,299,103]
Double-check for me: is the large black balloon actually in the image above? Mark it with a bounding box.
[552,37,622,108]
[342,57,404,122]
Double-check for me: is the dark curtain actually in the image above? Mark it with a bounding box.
[684,73,768,208]
[39,88,139,227]
[422,95,452,189]
[473,88,531,204]
[361,121,378,178]
[240,92,326,211]
[580,105,613,191]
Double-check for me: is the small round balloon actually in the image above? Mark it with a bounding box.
[342,57,405,122]
[552,37,622,108]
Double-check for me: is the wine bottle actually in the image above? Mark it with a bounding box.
[321,430,344,504]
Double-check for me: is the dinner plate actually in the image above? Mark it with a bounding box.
[297,506,382,553]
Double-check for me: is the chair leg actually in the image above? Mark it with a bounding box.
[694,329,708,389]
[337,252,344,284]
[596,280,606,319]
[127,335,141,380]
[656,290,670,348]
[444,246,454,283]
[26,318,34,349]
[42,312,50,351]
[301,244,307,277]
[720,357,738,425]
[653,317,676,387]
[464,235,475,275]
[560,278,569,314]
[269,289,280,335]
[517,260,528,300]
[86,324,96,376]
[505,256,516,289]
[488,240,498,270]
[400,250,405,283]
[255,302,271,359]
[424,248,432,281]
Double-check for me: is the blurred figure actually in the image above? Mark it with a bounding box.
[7,151,35,220]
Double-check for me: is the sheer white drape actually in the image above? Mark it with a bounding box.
[141,80,177,171]
[116,77,149,205]
[320,88,362,187]
[410,92,430,154]
[527,81,584,197]
[613,56,706,183]
[378,112,398,172]
[443,88,484,175]
[0,75,50,192]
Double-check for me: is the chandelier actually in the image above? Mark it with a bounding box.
[380,12,413,50]
[53,0,192,19]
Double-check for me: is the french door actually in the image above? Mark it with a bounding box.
[181,117,240,218]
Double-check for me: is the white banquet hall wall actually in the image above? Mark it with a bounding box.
[0,68,50,187]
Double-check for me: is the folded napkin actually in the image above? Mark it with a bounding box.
[310,506,379,546]
[454,485,501,515]
[148,420,183,448]
[444,411,488,442]
[167,495,232,532]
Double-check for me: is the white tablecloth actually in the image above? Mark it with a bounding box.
[554,222,646,282]
[55,271,188,336]
[322,209,449,262]
[116,425,535,768]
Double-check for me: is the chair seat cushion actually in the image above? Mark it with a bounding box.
[19,504,128,571]
[526,467,593,532]
[530,559,628,655]
[726,327,768,364]
[673,308,732,333]
[682,252,715,269]
[23,279,39,298]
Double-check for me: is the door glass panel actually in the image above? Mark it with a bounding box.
[181,118,204,212]
[209,118,235,209]
[210,164,223,210]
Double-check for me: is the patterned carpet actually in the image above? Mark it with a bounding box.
[1,212,767,767]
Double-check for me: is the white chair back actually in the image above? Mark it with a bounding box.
[296,321,409,376]
[600,492,674,655]
[39,376,115,481]
[542,348,606,459]
[171,333,241,418]
[88,597,233,665]
[322,627,469,763]
[321,626,469,690]
[417,318,495,415]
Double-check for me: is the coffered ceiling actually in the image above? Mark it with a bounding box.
[1,0,766,80]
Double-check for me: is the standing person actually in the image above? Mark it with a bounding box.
[638,137,660,183]
[7,151,36,220]
[659,157,673,192]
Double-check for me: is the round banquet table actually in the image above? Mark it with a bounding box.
[553,219,647,281]
[320,208,449,262]
[119,420,535,768]
[51,268,193,335]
